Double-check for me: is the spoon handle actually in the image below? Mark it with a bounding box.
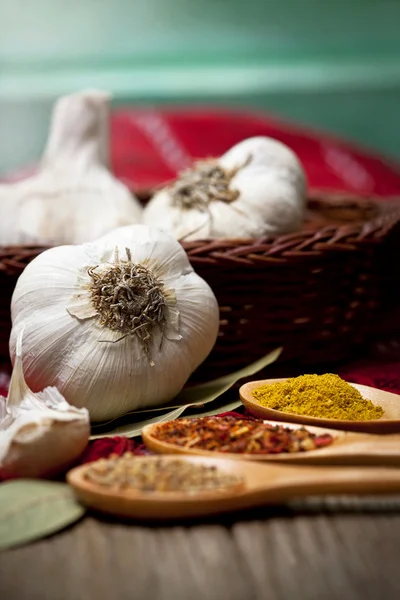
[341,434,400,461]
[256,465,400,503]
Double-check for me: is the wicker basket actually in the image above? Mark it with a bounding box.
[1,194,400,379]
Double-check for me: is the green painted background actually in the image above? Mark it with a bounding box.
[1,0,400,174]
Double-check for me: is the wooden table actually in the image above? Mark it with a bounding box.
[1,498,400,600]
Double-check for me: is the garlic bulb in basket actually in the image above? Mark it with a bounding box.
[144,136,307,241]
[0,329,90,479]
[10,225,219,422]
[0,90,142,246]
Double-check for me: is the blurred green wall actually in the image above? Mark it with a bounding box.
[1,0,400,174]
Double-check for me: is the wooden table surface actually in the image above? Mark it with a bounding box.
[1,498,400,600]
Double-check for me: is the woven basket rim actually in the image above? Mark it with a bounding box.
[0,194,400,269]
[0,193,399,372]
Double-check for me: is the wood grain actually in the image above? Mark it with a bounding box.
[1,502,400,600]
[142,420,400,467]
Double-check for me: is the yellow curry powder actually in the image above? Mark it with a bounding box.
[252,374,383,421]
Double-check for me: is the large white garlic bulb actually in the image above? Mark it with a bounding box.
[144,136,307,241]
[0,90,142,246]
[10,225,219,422]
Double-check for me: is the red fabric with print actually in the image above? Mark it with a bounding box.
[5,107,400,198]
[110,108,400,197]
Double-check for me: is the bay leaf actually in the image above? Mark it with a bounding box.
[0,480,86,551]
[175,347,282,406]
[187,399,243,418]
[90,348,281,439]
[90,405,189,440]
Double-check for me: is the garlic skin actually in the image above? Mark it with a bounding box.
[0,90,142,246]
[0,330,90,480]
[143,136,307,241]
[10,225,220,422]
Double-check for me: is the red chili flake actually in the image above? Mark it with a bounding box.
[151,417,334,455]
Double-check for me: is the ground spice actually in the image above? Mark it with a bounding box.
[252,374,383,421]
[151,416,333,454]
[85,454,243,493]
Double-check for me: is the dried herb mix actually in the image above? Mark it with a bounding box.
[85,455,243,494]
[151,417,333,454]
[252,374,383,421]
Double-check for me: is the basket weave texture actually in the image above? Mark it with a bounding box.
[1,194,400,379]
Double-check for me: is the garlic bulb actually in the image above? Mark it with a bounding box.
[144,136,307,240]
[0,330,90,479]
[0,90,142,246]
[10,225,219,422]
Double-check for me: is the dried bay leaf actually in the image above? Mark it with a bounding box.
[0,480,86,551]
[174,347,282,406]
[90,405,189,440]
[186,399,243,418]
[91,348,281,439]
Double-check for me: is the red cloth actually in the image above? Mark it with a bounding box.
[77,437,150,462]
[4,107,400,198]
[110,107,400,197]
[79,411,254,461]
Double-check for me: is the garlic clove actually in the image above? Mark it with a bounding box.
[0,330,90,479]
[0,409,89,480]
[5,327,37,411]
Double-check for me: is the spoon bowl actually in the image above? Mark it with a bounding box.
[68,456,400,521]
[142,420,400,467]
[239,379,400,434]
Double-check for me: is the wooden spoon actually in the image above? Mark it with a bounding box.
[68,456,400,521]
[142,420,400,466]
[240,379,400,434]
